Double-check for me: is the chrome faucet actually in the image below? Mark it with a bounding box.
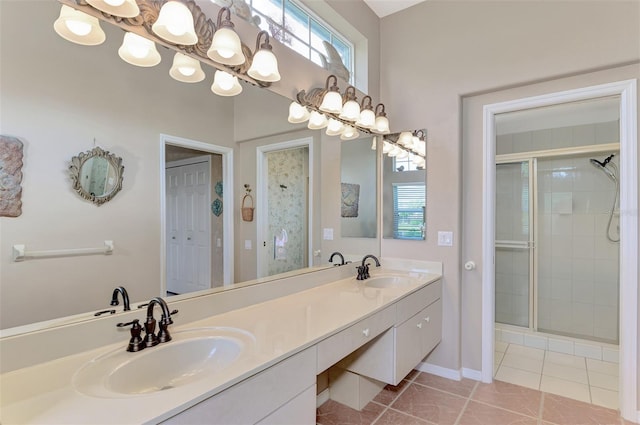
[143,297,178,347]
[110,286,131,311]
[329,251,345,266]
[357,254,381,280]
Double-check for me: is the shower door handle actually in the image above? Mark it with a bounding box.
[495,240,533,249]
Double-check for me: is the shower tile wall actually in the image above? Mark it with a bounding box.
[496,120,620,344]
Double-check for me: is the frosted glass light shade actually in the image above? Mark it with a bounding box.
[319,90,343,114]
[325,118,344,136]
[207,27,244,65]
[307,111,328,129]
[387,146,401,157]
[340,125,360,141]
[211,70,243,96]
[152,1,197,46]
[382,141,393,154]
[118,32,161,67]
[247,49,280,82]
[86,0,139,17]
[374,115,390,134]
[398,131,413,148]
[54,5,105,46]
[356,108,376,129]
[396,149,409,160]
[288,102,310,123]
[169,53,205,82]
[339,99,360,122]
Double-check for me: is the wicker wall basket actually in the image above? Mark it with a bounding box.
[241,194,254,222]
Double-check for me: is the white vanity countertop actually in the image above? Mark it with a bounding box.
[0,267,441,424]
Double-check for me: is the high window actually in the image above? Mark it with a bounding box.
[245,0,354,83]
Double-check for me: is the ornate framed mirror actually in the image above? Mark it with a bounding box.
[69,147,124,206]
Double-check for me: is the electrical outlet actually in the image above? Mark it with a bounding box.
[323,228,334,240]
[437,231,453,247]
[244,240,252,250]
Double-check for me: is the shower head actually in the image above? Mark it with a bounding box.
[590,155,617,182]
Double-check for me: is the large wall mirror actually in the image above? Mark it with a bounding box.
[0,1,376,333]
[340,135,377,238]
[382,130,427,240]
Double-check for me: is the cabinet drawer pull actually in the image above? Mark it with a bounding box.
[362,328,370,337]
[424,316,430,323]
[416,322,423,329]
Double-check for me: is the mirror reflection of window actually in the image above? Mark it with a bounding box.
[382,132,426,240]
[392,184,425,240]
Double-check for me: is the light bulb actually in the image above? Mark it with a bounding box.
[178,66,196,77]
[211,70,242,96]
[65,20,92,36]
[104,0,125,5]
[218,73,234,90]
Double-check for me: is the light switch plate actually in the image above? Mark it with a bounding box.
[323,228,334,240]
[437,231,453,247]
[244,240,252,250]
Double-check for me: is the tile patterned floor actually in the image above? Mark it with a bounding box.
[494,342,620,409]
[316,370,638,425]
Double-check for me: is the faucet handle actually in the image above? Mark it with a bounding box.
[117,319,145,352]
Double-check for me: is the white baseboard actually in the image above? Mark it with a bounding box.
[416,362,462,381]
[316,388,330,408]
[462,368,482,381]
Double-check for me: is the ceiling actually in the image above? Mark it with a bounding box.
[363,0,428,17]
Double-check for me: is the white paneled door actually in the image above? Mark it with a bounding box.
[166,157,211,295]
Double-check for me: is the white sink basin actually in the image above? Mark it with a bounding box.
[364,275,412,288]
[73,327,254,398]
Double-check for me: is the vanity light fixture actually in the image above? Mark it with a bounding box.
[325,118,345,136]
[247,31,280,82]
[356,96,376,129]
[118,32,161,67]
[318,75,343,114]
[54,5,106,46]
[370,137,376,150]
[374,103,390,134]
[338,86,360,122]
[86,0,140,18]
[211,70,243,96]
[169,52,206,82]
[294,75,392,138]
[152,0,198,46]
[382,140,393,154]
[307,111,328,130]
[288,101,310,123]
[340,125,360,141]
[207,7,245,66]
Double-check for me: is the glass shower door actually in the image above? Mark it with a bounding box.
[495,160,533,328]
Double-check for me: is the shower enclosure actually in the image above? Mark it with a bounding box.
[495,109,620,345]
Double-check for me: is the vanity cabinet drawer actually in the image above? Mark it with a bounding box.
[341,298,442,386]
[317,305,395,373]
[395,298,442,382]
[161,347,316,425]
[396,279,441,325]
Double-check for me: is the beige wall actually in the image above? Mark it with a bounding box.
[379,0,639,376]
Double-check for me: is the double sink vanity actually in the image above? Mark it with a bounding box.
[0,259,442,424]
